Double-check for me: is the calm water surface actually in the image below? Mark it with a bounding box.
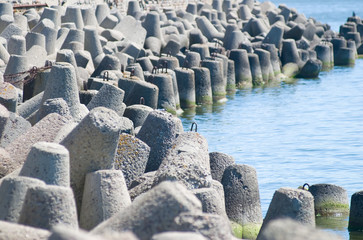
[180,1,363,239]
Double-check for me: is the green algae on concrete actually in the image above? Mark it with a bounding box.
[231,221,243,239]
[242,223,262,240]
[315,202,349,217]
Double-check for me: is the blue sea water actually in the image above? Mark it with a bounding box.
[179,1,363,239]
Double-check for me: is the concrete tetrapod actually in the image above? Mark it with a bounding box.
[137,110,183,172]
[261,187,315,234]
[192,67,213,105]
[19,185,78,230]
[209,152,234,183]
[114,133,150,188]
[229,49,252,88]
[201,59,226,101]
[91,181,202,240]
[0,176,45,222]
[19,142,70,187]
[80,170,131,230]
[61,107,122,213]
[349,191,363,231]
[0,220,51,240]
[222,164,263,239]
[175,67,196,108]
[308,183,349,217]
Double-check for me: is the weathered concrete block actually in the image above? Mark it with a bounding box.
[41,62,87,122]
[0,176,45,222]
[91,181,202,240]
[37,98,71,123]
[192,188,227,218]
[137,110,183,172]
[153,132,210,190]
[172,212,233,240]
[257,218,343,240]
[87,83,125,116]
[114,16,146,48]
[222,164,262,239]
[19,185,78,230]
[118,77,159,109]
[0,110,31,148]
[209,152,234,183]
[114,133,150,188]
[4,113,71,176]
[19,142,70,187]
[0,220,51,240]
[80,170,131,230]
[261,187,315,233]
[309,183,349,217]
[348,191,363,231]
[61,107,121,212]
[152,232,207,240]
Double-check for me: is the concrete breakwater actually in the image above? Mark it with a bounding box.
[0,0,362,239]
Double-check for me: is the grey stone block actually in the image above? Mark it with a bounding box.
[172,212,233,240]
[114,133,150,188]
[296,59,322,78]
[209,152,234,183]
[19,142,70,187]
[196,16,224,41]
[4,55,29,90]
[95,4,110,24]
[123,104,153,128]
[0,176,45,222]
[61,28,84,50]
[26,32,45,51]
[148,73,176,113]
[62,6,84,30]
[19,185,78,230]
[100,15,118,29]
[0,83,18,113]
[152,232,207,240]
[61,107,122,213]
[128,171,156,200]
[0,220,51,240]
[91,54,121,78]
[5,113,71,176]
[37,98,72,122]
[257,218,342,240]
[261,187,315,232]
[81,7,99,27]
[114,16,146,48]
[87,83,125,116]
[137,110,183,172]
[0,111,31,148]
[309,183,349,217]
[80,170,131,230]
[118,77,159,109]
[8,35,26,56]
[0,23,23,42]
[222,164,263,239]
[192,188,227,218]
[91,181,202,240]
[25,45,47,68]
[153,132,210,190]
[41,62,87,122]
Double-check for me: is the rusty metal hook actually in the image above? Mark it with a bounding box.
[190,122,198,132]
[103,71,109,81]
[139,97,145,105]
[302,183,310,191]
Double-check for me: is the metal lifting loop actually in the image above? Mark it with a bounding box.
[190,122,198,132]
[103,71,109,81]
[139,97,145,105]
[163,61,168,73]
[302,183,310,191]
[152,66,158,74]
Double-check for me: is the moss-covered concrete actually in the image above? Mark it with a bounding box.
[230,221,243,239]
[242,223,262,240]
[315,201,349,217]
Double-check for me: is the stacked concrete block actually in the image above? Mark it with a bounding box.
[0,176,45,222]
[61,107,121,212]
[87,83,125,116]
[261,187,315,233]
[4,113,72,176]
[222,164,263,239]
[114,133,150,188]
[19,185,78,230]
[19,142,70,187]
[91,181,202,239]
[153,132,210,190]
[80,170,131,230]
[41,63,87,122]
[137,110,183,172]
[0,220,51,240]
